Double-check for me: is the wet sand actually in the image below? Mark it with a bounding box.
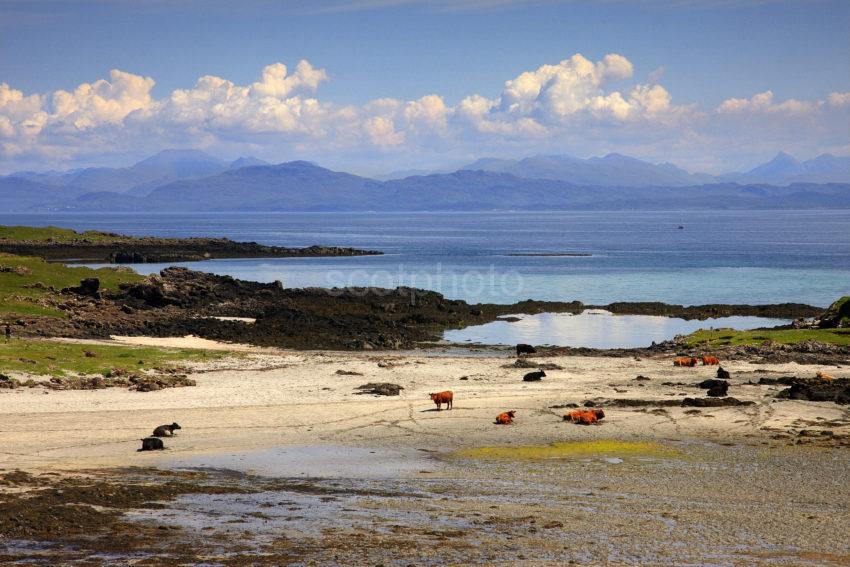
[2,344,849,564]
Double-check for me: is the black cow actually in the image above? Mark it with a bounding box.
[523,370,546,382]
[516,344,537,357]
[138,437,165,451]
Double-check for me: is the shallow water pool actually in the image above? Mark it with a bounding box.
[443,309,790,348]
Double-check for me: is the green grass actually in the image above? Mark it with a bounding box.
[0,253,142,318]
[0,339,229,377]
[0,225,123,244]
[683,327,850,348]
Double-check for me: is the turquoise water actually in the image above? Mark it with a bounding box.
[3,210,848,306]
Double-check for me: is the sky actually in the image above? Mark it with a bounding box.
[1,0,849,175]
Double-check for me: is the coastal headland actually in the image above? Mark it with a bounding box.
[0,225,382,263]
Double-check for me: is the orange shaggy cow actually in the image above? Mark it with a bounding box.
[564,409,605,425]
[816,371,834,381]
[701,355,720,366]
[429,390,453,410]
[495,410,516,424]
[674,357,698,367]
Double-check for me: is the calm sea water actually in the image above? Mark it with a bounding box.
[445,311,791,349]
[5,210,843,347]
[2,211,848,307]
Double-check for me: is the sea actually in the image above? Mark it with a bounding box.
[3,210,848,347]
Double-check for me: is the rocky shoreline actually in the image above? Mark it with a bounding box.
[0,232,381,263]
[10,266,842,361]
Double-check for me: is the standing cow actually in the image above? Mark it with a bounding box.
[516,344,537,357]
[429,391,453,410]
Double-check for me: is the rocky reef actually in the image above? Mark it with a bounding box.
[0,231,381,263]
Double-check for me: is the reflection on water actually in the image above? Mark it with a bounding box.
[444,310,790,349]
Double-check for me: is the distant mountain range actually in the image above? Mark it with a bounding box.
[1,149,848,212]
[7,150,270,198]
[458,152,850,187]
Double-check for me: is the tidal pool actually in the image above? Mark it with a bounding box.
[444,309,790,348]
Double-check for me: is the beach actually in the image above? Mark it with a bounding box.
[2,340,849,564]
[3,341,848,470]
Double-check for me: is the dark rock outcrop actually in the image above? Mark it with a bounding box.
[681,397,754,407]
[776,378,850,404]
[354,383,404,396]
[817,296,850,328]
[698,378,730,397]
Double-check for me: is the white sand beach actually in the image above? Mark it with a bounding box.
[2,342,846,471]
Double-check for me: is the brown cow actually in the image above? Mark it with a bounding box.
[701,355,720,366]
[429,391,453,410]
[674,357,698,367]
[564,409,605,425]
[495,410,516,424]
[816,371,834,381]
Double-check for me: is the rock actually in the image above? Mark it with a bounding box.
[335,369,363,376]
[634,375,651,381]
[776,378,850,404]
[0,374,21,389]
[354,382,404,396]
[681,397,755,407]
[62,277,101,297]
[707,383,729,397]
[698,379,729,397]
[817,296,850,328]
[716,367,730,379]
[508,359,545,369]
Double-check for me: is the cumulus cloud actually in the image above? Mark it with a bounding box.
[828,92,850,107]
[0,53,847,173]
[716,90,814,115]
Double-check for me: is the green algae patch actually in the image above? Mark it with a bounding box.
[452,440,681,461]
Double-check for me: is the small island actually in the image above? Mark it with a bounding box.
[506,252,592,257]
[0,225,382,263]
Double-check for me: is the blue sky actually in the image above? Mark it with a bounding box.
[1,0,849,174]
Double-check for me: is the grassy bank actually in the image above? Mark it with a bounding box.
[0,225,122,244]
[0,339,228,377]
[683,327,850,348]
[0,253,142,318]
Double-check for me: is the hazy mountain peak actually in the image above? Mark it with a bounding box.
[135,149,225,167]
[229,156,269,170]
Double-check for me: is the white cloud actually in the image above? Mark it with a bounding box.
[0,54,847,173]
[828,91,850,107]
[716,90,814,115]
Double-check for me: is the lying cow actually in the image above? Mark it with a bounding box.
[138,437,164,451]
[816,371,834,381]
[153,422,181,437]
[563,408,605,425]
[523,370,546,382]
[701,355,720,366]
[429,391,453,410]
[495,410,516,424]
[716,367,731,379]
[674,357,698,367]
